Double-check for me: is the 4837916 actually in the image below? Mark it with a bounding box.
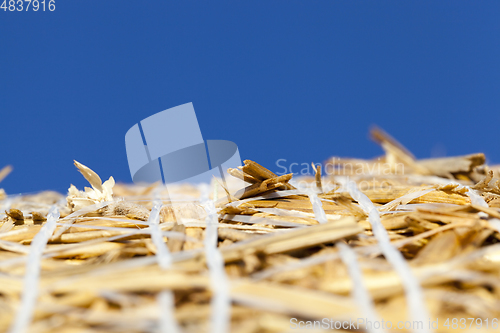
[1,0,55,11]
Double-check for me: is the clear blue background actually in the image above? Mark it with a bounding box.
[1,1,499,194]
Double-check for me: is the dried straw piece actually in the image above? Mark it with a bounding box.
[313,163,323,193]
[0,165,13,184]
[419,153,486,180]
[370,126,430,175]
[31,212,46,222]
[237,174,293,200]
[241,160,295,190]
[227,168,259,184]
[231,280,356,319]
[219,216,362,262]
[6,209,24,221]
[74,160,104,192]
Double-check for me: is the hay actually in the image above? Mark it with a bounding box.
[2,127,500,332]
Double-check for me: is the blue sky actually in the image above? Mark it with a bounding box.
[1,1,499,194]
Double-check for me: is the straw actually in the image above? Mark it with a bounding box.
[3,126,500,332]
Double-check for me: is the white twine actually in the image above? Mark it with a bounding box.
[340,180,431,333]
[337,242,384,333]
[463,186,500,236]
[434,182,488,209]
[148,197,172,270]
[437,183,488,219]
[302,186,382,331]
[9,205,60,333]
[305,190,328,224]
[201,184,230,333]
[157,290,181,333]
[148,189,180,333]
[465,186,489,207]
[301,185,381,331]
